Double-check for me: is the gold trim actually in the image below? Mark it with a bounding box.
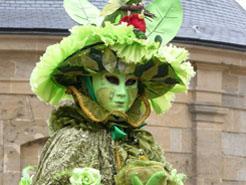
[68,86,106,123]
[115,144,123,172]
[127,96,151,128]
[68,86,151,127]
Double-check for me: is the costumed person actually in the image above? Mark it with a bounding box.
[20,0,195,184]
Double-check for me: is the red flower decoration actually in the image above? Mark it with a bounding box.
[120,14,146,32]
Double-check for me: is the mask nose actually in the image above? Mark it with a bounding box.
[116,93,126,98]
[115,84,127,100]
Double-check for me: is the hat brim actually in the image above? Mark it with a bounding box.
[30,22,195,114]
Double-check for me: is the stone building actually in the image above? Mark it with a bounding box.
[0,0,245,185]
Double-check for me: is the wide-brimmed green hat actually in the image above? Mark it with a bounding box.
[30,0,195,114]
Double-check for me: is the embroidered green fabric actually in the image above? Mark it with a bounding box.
[32,126,115,185]
[32,104,185,185]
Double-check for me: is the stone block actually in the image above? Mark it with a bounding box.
[10,80,32,94]
[190,104,227,124]
[20,143,38,170]
[0,51,37,79]
[0,121,3,145]
[20,138,47,169]
[222,132,246,157]
[195,91,222,105]
[161,44,246,68]
[0,81,10,94]
[146,126,192,153]
[193,111,225,124]
[203,178,222,185]
[222,94,244,108]
[34,36,62,52]
[194,177,205,185]
[3,120,48,146]
[195,126,222,178]
[147,103,192,128]
[223,156,246,181]
[226,110,236,125]
[13,52,38,79]
[222,72,239,93]
[224,109,246,133]
[0,95,33,121]
[222,180,246,185]
[0,35,61,54]
[189,75,196,90]
[239,76,246,95]
[184,178,193,185]
[196,68,222,92]
[244,96,246,109]
[170,128,192,153]
[0,145,3,173]
[196,126,222,156]
[146,126,170,151]
[165,152,193,176]
[175,91,193,104]
[197,154,222,178]
[29,96,52,120]
[3,172,20,185]
[0,57,15,79]
[0,173,2,185]
[3,145,20,172]
[182,128,192,153]
[170,128,182,152]
[196,122,222,131]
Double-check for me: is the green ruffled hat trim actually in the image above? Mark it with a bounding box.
[30,22,195,114]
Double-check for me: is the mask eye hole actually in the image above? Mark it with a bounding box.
[125,78,137,86]
[105,75,119,85]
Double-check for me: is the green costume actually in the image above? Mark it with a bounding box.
[24,0,195,185]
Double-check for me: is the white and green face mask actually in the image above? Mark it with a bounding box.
[92,72,138,113]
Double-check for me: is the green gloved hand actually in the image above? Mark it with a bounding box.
[130,171,167,185]
[131,174,144,185]
[146,171,167,185]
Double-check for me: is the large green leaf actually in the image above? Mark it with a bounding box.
[101,0,129,16]
[146,0,183,44]
[64,0,103,25]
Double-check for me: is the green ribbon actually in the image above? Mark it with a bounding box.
[111,125,127,141]
[85,76,97,101]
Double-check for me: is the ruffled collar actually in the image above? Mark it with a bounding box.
[48,86,151,135]
[68,86,151,128]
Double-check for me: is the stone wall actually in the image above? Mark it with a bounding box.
[0,34,245,185]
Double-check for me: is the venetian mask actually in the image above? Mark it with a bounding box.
[92,72,138,113]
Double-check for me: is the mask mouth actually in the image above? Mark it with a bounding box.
[114,101,125,105]
[114,102,127,111]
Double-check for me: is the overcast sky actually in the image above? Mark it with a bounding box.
[236,0,246,10]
